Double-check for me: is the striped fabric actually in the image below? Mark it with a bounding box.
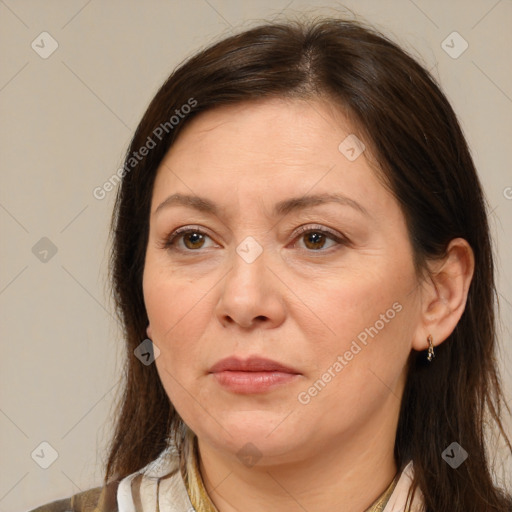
[28,430,424,512]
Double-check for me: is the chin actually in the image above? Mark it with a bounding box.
[192,410,310,464]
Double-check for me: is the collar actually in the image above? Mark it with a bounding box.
[117,431,424,512]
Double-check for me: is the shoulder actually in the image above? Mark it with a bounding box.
[27,481,119,512]
[27,446,186,512]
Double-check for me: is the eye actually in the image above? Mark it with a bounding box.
[292,224,347,252]
[161,224,348,254]
[161,226,217,252]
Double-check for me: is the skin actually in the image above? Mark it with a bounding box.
[143,97,474,512]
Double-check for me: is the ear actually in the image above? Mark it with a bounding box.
[411,238,475,352]
[146,324,153,340]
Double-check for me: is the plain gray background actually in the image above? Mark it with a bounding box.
[0,1,511,510]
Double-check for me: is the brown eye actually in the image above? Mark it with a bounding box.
[299,230,335,251]
[163,227,216,252]
[182,231,206,250]
[293,225,347,252]
[303,231,328,250]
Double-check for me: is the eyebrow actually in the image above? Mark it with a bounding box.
[154,192,369,218]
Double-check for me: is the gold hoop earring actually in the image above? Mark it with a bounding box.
[427,334,435,362]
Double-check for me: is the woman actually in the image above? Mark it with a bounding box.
[30,16,511,512]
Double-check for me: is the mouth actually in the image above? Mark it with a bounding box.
[208,356,301,394]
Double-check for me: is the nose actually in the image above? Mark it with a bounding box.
[215,241,286,330]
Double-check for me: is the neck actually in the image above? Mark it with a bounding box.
[197,411,399,512]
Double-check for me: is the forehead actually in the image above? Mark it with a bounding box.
[165,97,355,165]
[150,98,395,221]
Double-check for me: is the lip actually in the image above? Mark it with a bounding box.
[209,356,301,394]
[209,356,300,374]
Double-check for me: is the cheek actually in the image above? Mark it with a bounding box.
[306,269,399,343]
[144,260,203,336]
[297,300,411,434]
[303,267,415,388]
[143,264,217,384]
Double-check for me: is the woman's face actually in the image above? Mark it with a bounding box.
[143,98,424,465]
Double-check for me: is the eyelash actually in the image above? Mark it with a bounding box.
[160,224,349,254]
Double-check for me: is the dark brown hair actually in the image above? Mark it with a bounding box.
[106,17,512,511]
